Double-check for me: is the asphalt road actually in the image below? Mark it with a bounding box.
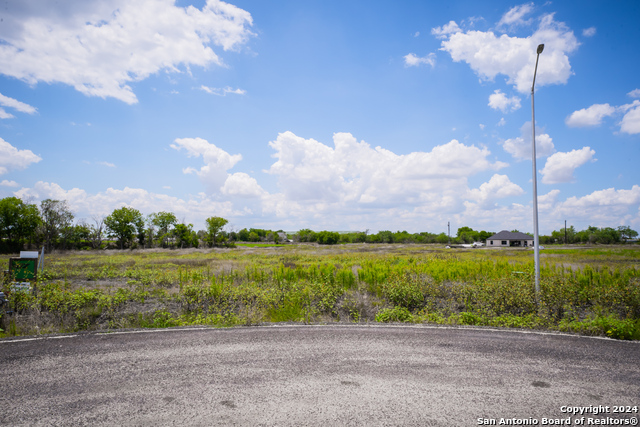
[2,325,639,426]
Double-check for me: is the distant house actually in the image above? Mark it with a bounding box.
[486,230,534,247]
[277,232,292,243]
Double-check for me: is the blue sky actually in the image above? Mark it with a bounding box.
[1,0,638,235]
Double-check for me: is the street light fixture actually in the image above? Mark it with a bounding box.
[531,43,544,301]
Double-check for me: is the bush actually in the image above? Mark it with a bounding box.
[558,315,640,340]
[316,231,340,245]
[380,273,424,311]
[375,306,414,323]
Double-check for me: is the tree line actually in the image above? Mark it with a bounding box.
[0,196,637,253]
[541,225,638,245]
[0,197,227,252]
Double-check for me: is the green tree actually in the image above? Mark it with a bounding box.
[351,231,367,243]
[266,231,279,243]
[104,206,145,249]
[417,232,436,243]
[456,226,474,236]
[594,227,621,244]
[65,221,92,249]
[456,226,479,244]
[339,233,352,244]
[296,229,316,242]
[435,232,449,244]
[39,199,74,251]
[574,226,597,243]
[144,219,156,249]
[205,216,228,247]
[377,230,394,243]
[550,230,563,243]
[477,230,494,243]
[316,231,339,244]
[237,228,250,242]
[617,226,638,243]
[0,197,41,252]
[249,228,269,239]
[393,230,414,243]
[149,211,177,247]
[173,223,196,248]
[366,234,381,243]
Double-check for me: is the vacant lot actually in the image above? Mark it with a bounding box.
[2,244,639,339]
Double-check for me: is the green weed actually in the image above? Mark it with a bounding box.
[2,245,639,339]
[375,306,414,323]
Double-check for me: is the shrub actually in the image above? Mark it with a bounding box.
[375,306,414,323]
[558,315,640,340]
[316,231,340,245]
[380,273,424,310]
[457,311,486,326]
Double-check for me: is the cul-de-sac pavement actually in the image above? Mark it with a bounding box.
[2,325,639,426]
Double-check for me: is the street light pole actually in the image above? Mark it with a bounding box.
[531,43,544,301]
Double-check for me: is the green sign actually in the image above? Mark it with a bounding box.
[9,258,38,281]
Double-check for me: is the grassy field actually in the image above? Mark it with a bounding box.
[2,244,639,339]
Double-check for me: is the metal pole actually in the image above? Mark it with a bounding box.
[531,44,544,301]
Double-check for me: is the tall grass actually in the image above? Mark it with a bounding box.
[1,245,639,339]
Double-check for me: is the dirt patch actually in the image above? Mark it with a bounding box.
[71,279,129,291]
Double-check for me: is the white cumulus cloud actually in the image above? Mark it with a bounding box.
[221,172,265,198]
[565,103,616,127]
[497,3,534,29]
[13,181,241,225]
[540,147,596,184]
[582,27,596,37]
[266,131,507,209]
[488,90,521,112]
[0,0,254,104]
[562,186,640,210]
[501,122,555,159]
[437,12,579,93]
[431,21,462,39]
[171,137,264,197]
[403,53,436,68]
[1,180,20,187]
[619,101,640,135]
[566,99,640,134]
[10,131,639,234]
[467,174,524,208]
[0,137,42,175]
[549,186,640,229]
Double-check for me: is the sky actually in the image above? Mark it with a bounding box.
[1,0,639,235]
